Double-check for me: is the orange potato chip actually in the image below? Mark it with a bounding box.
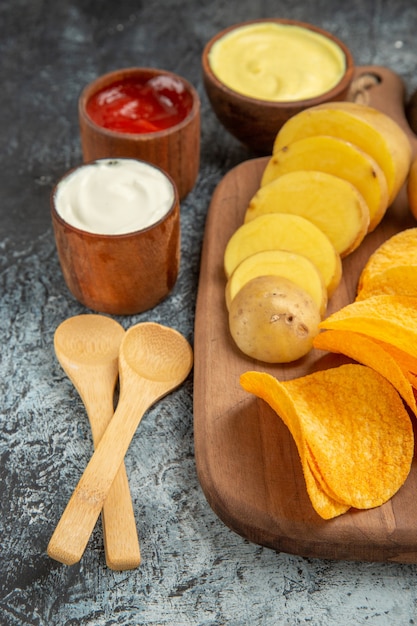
[319,295,417,359]
[313,329,417,413]
[302,443,350,519]
[356,265,417,301]
[239,370,350,519]
[283,365,413,509]
[304,440,351,508]
[409,372,417,387]
[240,364,413,515]
[358,228,417,293]
[364,338,417,377]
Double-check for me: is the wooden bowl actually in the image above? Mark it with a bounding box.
[202,19,354,154]
[78,67,201,199]
[51,159,180,315]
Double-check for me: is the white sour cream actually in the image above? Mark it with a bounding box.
[55,158,175,235]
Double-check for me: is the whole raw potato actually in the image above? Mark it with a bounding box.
[228,275,321,363]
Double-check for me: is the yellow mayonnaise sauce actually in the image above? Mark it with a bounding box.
[208,22,346,102]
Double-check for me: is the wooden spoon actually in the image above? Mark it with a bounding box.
[54,314,141,570]
[47,321,193,566]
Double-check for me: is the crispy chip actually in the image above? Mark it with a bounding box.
[313,329,417,412]
[240,364,413,516]
[319,295,417,359]
[283,365,413,509]
[356,265,417,301]
[304,441,350,508]
[358,228,417,293]
[365,338,417,377]
[409,373,417,390]
[239,370,350,519]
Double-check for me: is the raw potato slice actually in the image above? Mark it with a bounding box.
[225,249,327,314]
[261,135,389,232]
[357,228,417,294]
[273,101,412,203]
[244,170,370,257]
[313,329,417,413]
[319,295,417,359]
[223,213,342,296]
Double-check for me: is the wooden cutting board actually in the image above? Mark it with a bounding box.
[193,66,417,563]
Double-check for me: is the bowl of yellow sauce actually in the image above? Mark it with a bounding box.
[202,19,354,153]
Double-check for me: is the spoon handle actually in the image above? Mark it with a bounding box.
[47,380,152,566]
[101,463,141,570]
[85,388,141,571]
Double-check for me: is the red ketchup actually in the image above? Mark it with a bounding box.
[86,75,194,134]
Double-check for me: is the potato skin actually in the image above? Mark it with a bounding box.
[228,275,321,363]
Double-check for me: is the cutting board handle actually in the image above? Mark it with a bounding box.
[350,65,417,154]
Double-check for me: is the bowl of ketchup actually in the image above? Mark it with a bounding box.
[79,67,201,199]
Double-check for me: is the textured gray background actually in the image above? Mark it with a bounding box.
[1,1,417,624]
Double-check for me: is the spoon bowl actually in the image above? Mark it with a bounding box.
[47,322,193,566]
[121,321,192,382]
[54,314,124,381]
[54,314,141,570]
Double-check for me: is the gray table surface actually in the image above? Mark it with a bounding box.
[2,1,417,624]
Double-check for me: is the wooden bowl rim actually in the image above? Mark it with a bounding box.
[50,158,180,239]
[202,18,354,108]
[79,66,201,140]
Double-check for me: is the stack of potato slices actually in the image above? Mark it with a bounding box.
[225,101,412,364]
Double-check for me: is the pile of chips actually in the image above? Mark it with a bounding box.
[316,227,417,416]
[240,365,413,519]
[241,228,417,519]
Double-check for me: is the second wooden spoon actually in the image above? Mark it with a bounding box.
[53,314,141,570]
